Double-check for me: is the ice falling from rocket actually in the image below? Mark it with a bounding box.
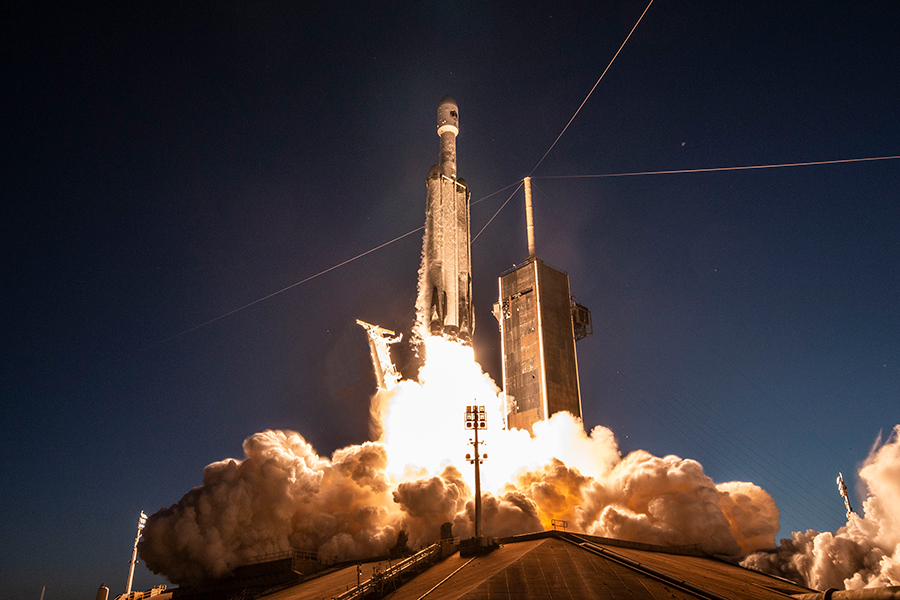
[416,96,474,344]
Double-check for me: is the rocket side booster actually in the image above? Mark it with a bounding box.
[416,96,474,344]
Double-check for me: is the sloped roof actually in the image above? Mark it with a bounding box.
[382,532,811,600]
[256,531,814,600]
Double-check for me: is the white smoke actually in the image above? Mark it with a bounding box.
[742,425,900,589]
[139,432,401,583]
[411,197,434,347]
[141,338,789,584]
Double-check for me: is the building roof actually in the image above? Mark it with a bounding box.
[253,531,815,600]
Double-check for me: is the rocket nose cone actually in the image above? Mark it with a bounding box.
[437,96,459,135]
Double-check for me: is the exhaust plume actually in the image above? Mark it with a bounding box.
[141,337,851,587]
[138,431,401,583]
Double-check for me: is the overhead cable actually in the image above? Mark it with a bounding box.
[143,226,424,349]
[472,181,525,243]
[529,0,656,176]
[143,181,522,349]
[535,155,900,179]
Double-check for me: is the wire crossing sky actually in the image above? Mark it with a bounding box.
[5,3,900,597]
[529,0,657,175]
[536,155,900,179]
[152,153,900,346]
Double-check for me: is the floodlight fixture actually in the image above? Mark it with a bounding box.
[464,404,487,540]
[464,405,487,430]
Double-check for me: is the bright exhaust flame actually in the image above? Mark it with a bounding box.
[374,337,504,480]
[139,336,900,591]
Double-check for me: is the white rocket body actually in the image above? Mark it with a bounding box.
[416,96,474,344]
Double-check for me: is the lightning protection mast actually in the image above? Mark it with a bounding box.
[493,177,592,435]
[837,472,854,520]
[124,511,148,596]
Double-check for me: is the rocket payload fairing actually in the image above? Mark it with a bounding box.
[416,96,474,344]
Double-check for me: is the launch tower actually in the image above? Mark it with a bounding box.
[493,178,592,433]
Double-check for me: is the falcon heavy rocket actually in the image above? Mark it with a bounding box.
[416,96,474,344]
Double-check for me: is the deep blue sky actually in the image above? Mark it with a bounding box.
[3,2,899,598]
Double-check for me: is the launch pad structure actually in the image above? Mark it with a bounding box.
[493,177,592,434]
[359,99,591,436]
[494,256,589,433]
[356,320,402,391]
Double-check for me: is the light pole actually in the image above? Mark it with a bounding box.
[124,511,147,596]
[464,405,487,541]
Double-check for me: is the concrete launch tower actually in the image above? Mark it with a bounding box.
[416,96,474,344]
[493,178,592,433]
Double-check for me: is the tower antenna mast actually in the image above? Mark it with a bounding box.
[125,511,148,596]
[837,473,854,520]
[524,176,535,258]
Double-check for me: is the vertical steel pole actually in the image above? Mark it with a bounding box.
[125,512,146,596]
[474,424,483,540]
[125,529,140,596]
[524,176,535,258]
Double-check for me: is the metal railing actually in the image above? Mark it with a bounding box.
[113,585,168,600]
[499,256,568,277]
[332,543,442,600]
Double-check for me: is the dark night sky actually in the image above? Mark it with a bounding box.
[3,2,899,598]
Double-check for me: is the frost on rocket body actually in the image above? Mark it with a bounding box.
[141,338,788,585]
[743,425,900,589]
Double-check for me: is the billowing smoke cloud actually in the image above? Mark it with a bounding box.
[392,466,468,547]
[575,451,777,558]
[141,338,803,585]
[139,432,401,583]
[742,425,900,589]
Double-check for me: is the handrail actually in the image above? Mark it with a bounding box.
[500,256,568,278]
[332,543,442,600]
